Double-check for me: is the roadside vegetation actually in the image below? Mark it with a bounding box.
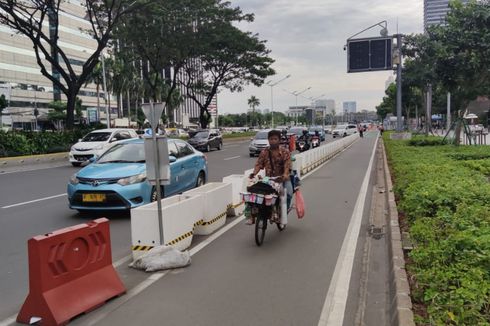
[384,135,490,325]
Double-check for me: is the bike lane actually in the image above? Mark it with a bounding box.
[71,135,378,326]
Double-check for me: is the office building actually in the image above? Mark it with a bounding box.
[313,99,335,114]
[424,0,469,29]
[0,2,101,128]
[343,101,357,114]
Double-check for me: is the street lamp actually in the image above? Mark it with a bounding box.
[283,86,311,125]
[266,74,291,128]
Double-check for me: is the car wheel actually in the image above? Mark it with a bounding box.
[196,171,206,187]
[150,186,164,202]
[205,144,211,152]
[217,142,223,150]
[71,162,82,167]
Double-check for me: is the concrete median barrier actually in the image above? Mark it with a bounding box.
[182,182,233,235]
[131,194,202,259]
[222,174,247,217]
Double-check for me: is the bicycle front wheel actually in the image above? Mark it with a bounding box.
[255,216,267,246]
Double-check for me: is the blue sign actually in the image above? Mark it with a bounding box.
[87,108,98,123]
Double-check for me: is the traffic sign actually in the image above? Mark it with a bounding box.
[347,37,392,73]
[141,102,164,129]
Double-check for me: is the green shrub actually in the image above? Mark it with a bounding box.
[384,136,490,324]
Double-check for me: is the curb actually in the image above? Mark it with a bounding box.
[0,152,69,168]
[381,139,416,326]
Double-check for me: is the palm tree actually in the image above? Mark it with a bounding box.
[247,96,260,127]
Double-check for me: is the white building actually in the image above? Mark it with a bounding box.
[313,99,335,114]
[343,101,357,114]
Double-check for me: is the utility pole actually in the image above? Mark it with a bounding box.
[395,33,403,131]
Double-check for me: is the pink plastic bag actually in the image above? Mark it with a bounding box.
[295,190,305,219]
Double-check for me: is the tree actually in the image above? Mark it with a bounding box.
[0,94,7,128]
[181,10,275,128]
[247,96,260,126]
[0,0,141,129]
[47,100,66,130]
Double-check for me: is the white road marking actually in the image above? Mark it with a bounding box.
[0,315,16,326]
[81,215,246,326]
[318,136,378,326]
[0,164,69,175]
[2,193,66,209]
[223,155,240,161]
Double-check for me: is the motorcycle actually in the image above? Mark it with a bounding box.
[297,139,310,152]
[311,136,320,148]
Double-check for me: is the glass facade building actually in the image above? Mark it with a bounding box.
[0,1,100,118]
[424,0,469,29]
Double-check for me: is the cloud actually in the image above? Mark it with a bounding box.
[218,0,424,115]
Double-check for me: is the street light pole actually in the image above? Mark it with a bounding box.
[101,53,110,128]
[266,74,291,128]
[283,86,311,126]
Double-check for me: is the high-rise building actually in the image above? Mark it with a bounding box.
[343,101,357,114]
[424,0,469,29]
[313,99,335,114]
[0,2,101,128]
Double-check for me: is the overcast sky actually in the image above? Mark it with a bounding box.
[218,0,424,115]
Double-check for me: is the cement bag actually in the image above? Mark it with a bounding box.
[130,245,191,272]
[295,190,305,219]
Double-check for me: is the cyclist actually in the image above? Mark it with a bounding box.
[247,129,292,225]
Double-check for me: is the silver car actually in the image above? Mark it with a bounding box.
[249,130,272,157]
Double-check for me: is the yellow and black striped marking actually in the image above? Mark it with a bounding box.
[201,211,226,226]
[132,245,154,251]
[165,230,194,246]
[227,202,243,209]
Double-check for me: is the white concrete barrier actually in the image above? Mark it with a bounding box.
[130,194,203,259]
[222,174,247,217]
[183,182,232,235]
[294,134,359,175]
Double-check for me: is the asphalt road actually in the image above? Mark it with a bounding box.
[0,134,380,325]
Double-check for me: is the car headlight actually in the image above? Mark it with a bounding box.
[117,173,147,186]
[69,174,79,185]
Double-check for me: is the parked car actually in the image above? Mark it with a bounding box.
[249,129,272,157]
[324,125,334,134]
[67,138,208,212]
[167,128,189,138]
[308,126,326,141]
[187,129,223,151]
[69,128,138,167]
[332,124,358,138]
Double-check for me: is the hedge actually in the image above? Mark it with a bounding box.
[384,134,490,325]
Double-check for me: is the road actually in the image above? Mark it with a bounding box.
[0,134,384,325]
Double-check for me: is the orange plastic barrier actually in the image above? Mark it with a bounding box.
[289,134,296,152]
[17,218,126,325]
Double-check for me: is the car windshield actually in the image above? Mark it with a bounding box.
[193,131,209,139]
[336,125,348,129]
[309,128,321,132]
[97,143,146,163]
[82,132,111,142]
[289,128,304,136]
[254,132,269,140]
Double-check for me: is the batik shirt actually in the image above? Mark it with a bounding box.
[254,147,291,178]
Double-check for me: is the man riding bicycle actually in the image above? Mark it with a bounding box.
[247,130,293,225]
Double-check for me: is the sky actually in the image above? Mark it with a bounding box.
[218,0,424,115]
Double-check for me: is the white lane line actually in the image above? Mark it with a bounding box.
[318,136,378,326]
[0,315,16,326]
[190,215,245,256]
[2,193,66,209]
[0,164,70,175]
[82,215,246,326]
[223,155,240,161]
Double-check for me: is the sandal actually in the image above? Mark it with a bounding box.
[245,217,255,225]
